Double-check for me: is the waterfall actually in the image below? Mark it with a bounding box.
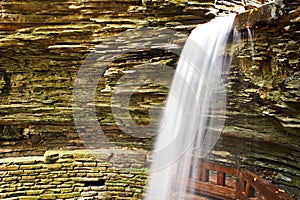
[247,27,255,60]
[146,15,236,199]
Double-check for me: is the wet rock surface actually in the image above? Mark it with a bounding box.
[0,0,299,198]
[0,0,225,150]
[215,1,300,196]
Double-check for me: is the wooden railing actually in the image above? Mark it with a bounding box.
[189,159,293,200]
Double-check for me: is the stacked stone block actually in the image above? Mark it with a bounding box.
[0,149,149,200]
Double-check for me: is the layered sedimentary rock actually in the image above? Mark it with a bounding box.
[0,0,228,150]
[216,1,300,197]
[0,0,299,198]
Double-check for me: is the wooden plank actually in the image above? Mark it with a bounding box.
[189,180,236,200]
[199,160,238,175]
[239,193,249,200]
[241,169,278,199]
[198,167,209,182]
[217,172,226,186]
[193,160,293,200]
[244,181,250,196]
[239,169,293,200]
[236,176,245,198]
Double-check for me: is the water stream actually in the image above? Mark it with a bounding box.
[247,27,255,60]
[146,15,236,199]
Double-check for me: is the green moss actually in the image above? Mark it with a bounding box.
[267,91,281,102]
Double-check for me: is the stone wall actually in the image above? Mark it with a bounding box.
[0,149,149,200]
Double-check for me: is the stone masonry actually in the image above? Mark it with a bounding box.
[0,149,149,200]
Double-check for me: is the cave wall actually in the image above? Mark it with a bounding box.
[221,0,299,138]
[218,1,300,197]
[0,0,219,148]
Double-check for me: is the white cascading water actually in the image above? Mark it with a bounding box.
[146,15,236,199]
[247,27,255,60]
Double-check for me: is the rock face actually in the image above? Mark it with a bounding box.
[0,0,299,198]
[0,0,218,141]
[0,0,235,149]
[217,1,300,197]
